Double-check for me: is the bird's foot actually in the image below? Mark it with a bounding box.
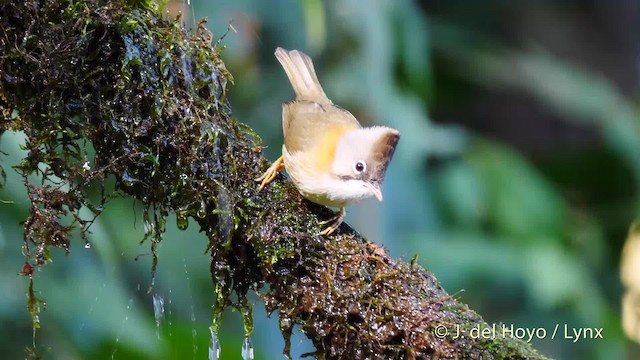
[255,156,284,191]
[318,207,346,236]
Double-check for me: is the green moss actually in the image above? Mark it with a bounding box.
[0,0,253,348]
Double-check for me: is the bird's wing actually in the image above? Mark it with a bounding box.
[282,101,361,158]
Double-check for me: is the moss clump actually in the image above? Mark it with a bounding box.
[0,0,259,346]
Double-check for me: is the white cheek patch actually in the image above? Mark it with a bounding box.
[332,130,369,175]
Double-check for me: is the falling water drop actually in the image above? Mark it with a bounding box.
[241,336,254,360]
[84,242,92,249]
[209,328,220,360]
[180,51,193,90]
[167,290,173,337]
[152,294,165,339]
[143,219,153,235]
[112,298,134,359]
[197,199,207,218]
[121,171,137,187]
[215,187,233,244]
[184,257,198,356]
[176,213,189,230]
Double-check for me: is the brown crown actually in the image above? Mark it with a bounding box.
[370,130,400,183]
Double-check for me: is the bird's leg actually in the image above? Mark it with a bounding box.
[318,207,346,236]
[255,155,284,191]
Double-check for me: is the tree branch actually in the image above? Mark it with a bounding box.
[0,1,546,358]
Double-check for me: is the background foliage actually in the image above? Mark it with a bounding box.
[1,0,639,359]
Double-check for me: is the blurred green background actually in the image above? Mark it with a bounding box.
[2,0,640,359]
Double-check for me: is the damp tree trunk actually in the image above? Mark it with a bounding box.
[0,1,546,359]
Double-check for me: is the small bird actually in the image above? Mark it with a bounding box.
[256,47,400,235]
[621,223,640,343]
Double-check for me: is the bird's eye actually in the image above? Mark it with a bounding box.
[353,160,366,174]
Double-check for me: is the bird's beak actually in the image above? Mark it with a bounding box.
[365,182,383,202]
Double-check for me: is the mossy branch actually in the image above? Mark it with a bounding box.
[0,1,547,359]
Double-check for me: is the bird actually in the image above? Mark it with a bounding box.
[256,47,400,236]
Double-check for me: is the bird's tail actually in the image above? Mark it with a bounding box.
[275,47,329,103]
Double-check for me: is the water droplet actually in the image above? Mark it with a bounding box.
[192,328,198,352]
[121,171,137,187]
[144,220,153,235]
[176,213,189,230]
[113,298,134,359]
[180,52,193,89]
[84,242,92,249]
[216,187,233,244]
[183,257,198,356]
[152,294,165,339]
[197,200,207,218]
[209,328,220,360]
[241,336,254,360]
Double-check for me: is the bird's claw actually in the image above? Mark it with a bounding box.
[318,207,346,236]
[256,156,284,191]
